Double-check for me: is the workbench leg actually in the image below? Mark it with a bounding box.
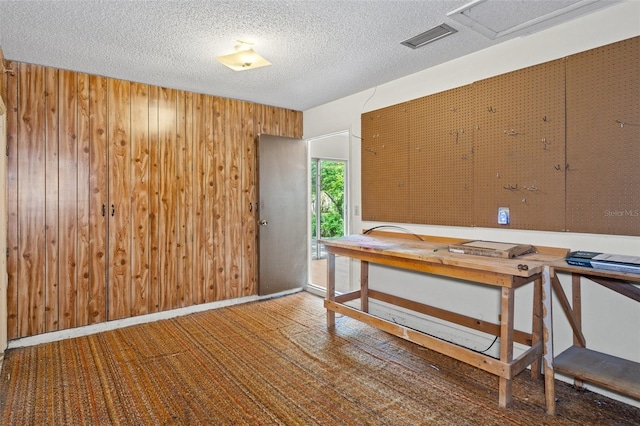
[361,260,369,313]
[531,278,543,380]
[326,253,336,327]
[571,273,585,390]
[542,266,556,415]
[499,287,515,408]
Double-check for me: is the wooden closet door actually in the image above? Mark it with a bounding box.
[130,82,151,316]
[108,79,132,320]
[44,67,59,332]
[17,64,47,337]
[5,63,18,339]
[88,75,108,324]
[6,64,110,338]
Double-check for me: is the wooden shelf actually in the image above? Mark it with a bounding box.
[554,346,640,400]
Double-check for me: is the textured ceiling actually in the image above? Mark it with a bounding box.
[0,0,622,111]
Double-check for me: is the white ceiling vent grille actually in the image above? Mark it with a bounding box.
[447,0,621,40]
[401,23,458,49]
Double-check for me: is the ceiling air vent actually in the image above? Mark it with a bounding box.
[401,23,458,49]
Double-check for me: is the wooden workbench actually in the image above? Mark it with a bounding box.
[545,262,640,415]
[322,233,566,412]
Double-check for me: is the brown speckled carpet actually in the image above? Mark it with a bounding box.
[1,292,638,425]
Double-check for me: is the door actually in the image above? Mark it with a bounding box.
[258,134,307,296]
[310,159,347,289]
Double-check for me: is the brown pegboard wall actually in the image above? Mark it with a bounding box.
[473,59,566,231]
[361,37,638,236]
[361,102,410,223]
[566,37,640,236]
[408,85,474,226]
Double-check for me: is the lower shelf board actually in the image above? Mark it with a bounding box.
[554,345,640,400]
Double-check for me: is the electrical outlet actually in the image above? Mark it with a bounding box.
[498,207,510,225]
[354,205,360,216]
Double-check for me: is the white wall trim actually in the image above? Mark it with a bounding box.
[306,129,349,143]
[7,288,304,349]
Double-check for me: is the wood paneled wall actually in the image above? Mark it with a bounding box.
[4,62,302,339]
[0,54,7,352]
[0,47,6,99]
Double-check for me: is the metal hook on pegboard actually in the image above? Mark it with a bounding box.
[615,119,640,128]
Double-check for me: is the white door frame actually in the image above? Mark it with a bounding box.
[307,131,351,294]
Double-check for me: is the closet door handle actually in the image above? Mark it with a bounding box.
[102,204,106,217]
[249,202,253,212]
[111,204,115,217]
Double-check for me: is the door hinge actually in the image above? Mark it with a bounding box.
[6,248,9,258]
[6,146,8,156]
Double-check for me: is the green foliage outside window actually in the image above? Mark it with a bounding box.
[311,161,345,239]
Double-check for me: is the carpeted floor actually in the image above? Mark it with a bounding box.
[1,291,638,425]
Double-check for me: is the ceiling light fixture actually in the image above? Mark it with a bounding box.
[216,40,271,71]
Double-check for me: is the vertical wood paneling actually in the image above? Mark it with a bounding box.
[167,90,178,310]
[148,85,160,313]
[280,108,289,137]
[6,59,304,338]
[205,96,216,303]
[58,69,79,330]
[175,90,187,308]
[254,104,264,135]
[183,92,194,307]
[256,104,293,137]
[257,103,273,135]
[193,93,207,304]
[204,96,218,302]
[158,87,176,311]
[0,79,6,352]
[0,48,5,98]
[44,67,59,332]
[267,105,280,135]
[76,73,91,327]
[88,75,108,324]
[108,79,132,320]
[212,96,225,301]
[292,110,303,138]
[225,98,242,299]
[6,64,18,339]
[241,101,257,296]
[130,82,150,316]
[17,64,46,337]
